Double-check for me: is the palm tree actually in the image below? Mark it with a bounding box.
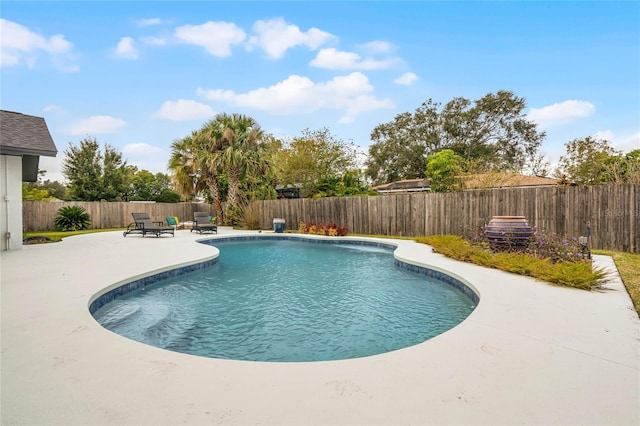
[212,113,264,224]
[169,113,267,226]
[168,130,225,223]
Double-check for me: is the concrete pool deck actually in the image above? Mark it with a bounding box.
[1,229,639,425]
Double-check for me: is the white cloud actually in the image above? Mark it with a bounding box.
[394,72,418,85]
[114,37,138,59]
[137,18,163,27]
[43,104,63,112]
[63,115,127,135]
[174,21,246,57]
[528,100,595,127]
[358,40,394,54]
[38,155,66,183]
[141,36,167,46]
[622,133,640,152]
[122,143,168,173]
[123,143,165,156]
[247,18,335,59]
[310,48,398,70]
[0,18,77,71]
[594,130,640,153]
[593,130,616,142]
[154,99,215,121]
[197,71,394,122]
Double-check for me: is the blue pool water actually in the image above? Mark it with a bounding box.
[93,239,476,362]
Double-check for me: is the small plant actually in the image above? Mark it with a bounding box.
[242,206,261,230]
[298,221,348,236]
[53,206,91,231]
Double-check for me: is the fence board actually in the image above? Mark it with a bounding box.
[23,185,639,252]
[249,185,638,252]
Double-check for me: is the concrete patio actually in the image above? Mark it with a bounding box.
[1,228,638,425]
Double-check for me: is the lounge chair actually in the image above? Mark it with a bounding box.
[191,212,217,234]
[123,212,175,238]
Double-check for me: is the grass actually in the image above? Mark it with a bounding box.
[23,228,125,243]
[594,250,640,315]
[416,234,608,291]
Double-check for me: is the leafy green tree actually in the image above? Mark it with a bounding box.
[425,149,465,192]
[22,183,51,201]
[601,149,640,184]
[366,91,545,184]
[127,169,178,201]
[61,137,131,201]
[309,170,377,198]
[38,179,69,200]
[154,189,181,203]
[22,169,69,200]
[275,128,363,197]
[555,137,619,185]
[366,101,442,185]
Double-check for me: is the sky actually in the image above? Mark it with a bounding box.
[2,1,639,183]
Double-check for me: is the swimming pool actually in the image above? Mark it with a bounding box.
[92,237,476,362]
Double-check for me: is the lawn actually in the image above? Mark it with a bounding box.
[594,250,640,316]
[23,228,125,243]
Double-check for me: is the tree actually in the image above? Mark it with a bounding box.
[22,183,51,201]
[555,137,619,185]
[168,131,224,220]
[22,170,68,200]
[365,91,545,184]
[425,149,464,192]
[61,137,131,201]
[602,149,640,184]
[212,113,265,224]
[366,101,442,185]
[169,114,269,224]
[275,128,363,197]
[128,169,179,202]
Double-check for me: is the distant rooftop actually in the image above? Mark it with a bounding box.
[373,173,560,194]
[0,110,57,157]
[463,173,560,189]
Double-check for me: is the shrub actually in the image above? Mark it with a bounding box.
[417,234,607,290]
[53,206,91,231]
[242,207,261,230]
[298,221,348,236]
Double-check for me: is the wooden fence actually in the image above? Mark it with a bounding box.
[248,184,639,252]
[23,184,639,252]
[22,201,215,232]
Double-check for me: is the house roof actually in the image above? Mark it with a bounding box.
[463,173,560,189]
[0,110,57,157]
[373,173,560,193]
[373,178,431,193]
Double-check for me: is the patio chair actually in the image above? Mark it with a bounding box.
[191,211,217,234]
[123,212,175,238]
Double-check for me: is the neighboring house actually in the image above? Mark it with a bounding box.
[275,184,302,199]
[373,173,560,194]
[462,173,561,190]
[373,179,431,194]
[0,110,58,251]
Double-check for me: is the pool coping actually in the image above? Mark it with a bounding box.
[1,229,639,425]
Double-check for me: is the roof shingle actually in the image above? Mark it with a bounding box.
[0,110,57,157]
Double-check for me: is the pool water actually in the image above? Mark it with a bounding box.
[93,239,476,362]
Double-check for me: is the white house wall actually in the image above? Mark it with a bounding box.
[0,155,23,251]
